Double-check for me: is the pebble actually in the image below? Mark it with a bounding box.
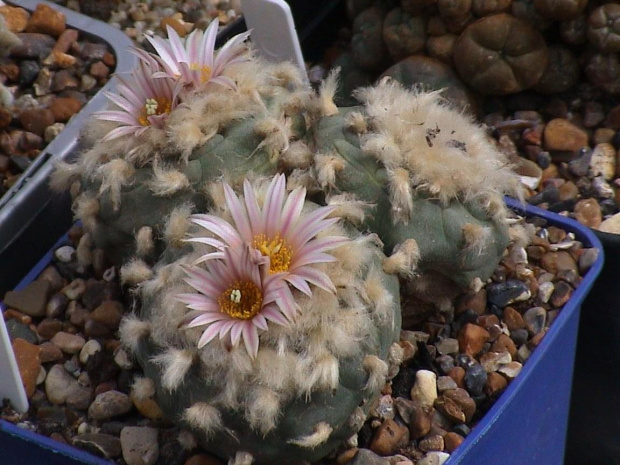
[479,351,512,373]
[574,198,603,228]
[486,279,532,307]
[370,419,410,456]
[120,426,159,465]
[417,452,450,465]
[88,390,133,420]
[434,396,465,424]
[45,364,92,409]
[523,307,547,335]
[5,318,38,344]
[589,143,616,180]
[79,339,102,365]
[12,338,41,398]
[435,338,459,356]
[37,317,63,340]
[25,4,66,37]
[457,324,490,357]
[543,118,589,152]
[49,97,83,123]
[550,281,573,307]
[410,370,437,410]
[348,449,390,465]
[73,433,121,459]
[436,376,458,393]
[55,245,76,263]
[90,300,123,330]
[443,389,476,423]
[485,371,509,397]
[599,212,620,233]
[0,6,29,33]
[39,341,63,363]
[50,331,85,354]
[464,363,488,397]
[498,362,523,380]
[3,279,51,317]
[19,107,54,137]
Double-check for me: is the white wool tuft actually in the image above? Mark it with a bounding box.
[96,159,135,208]
[151,348,195,391]
[346,111,367,134]
[164,204,194,247]
[280,140,314,169]
[387,167,414,225]
[50,160,84,191]
[229,451,254,465]
[183,403,223,439]
[382,239,420,277]
[362,132,403,168]
[326,193,372,226]
[287,422,333,448]
[314,153,345,189]
[135,226,155,258]
[120,259,153,286]
[245,387,282,435]
[364,266,394,322]
[130,376,156,401]
[149,162,191,197]
[319,68,339,117]
[119,315,151,354]
[76,233,93,267]
[462,223,493,255]
[74,194,100,232]
[362,355,388,393]
[177,430,197,451]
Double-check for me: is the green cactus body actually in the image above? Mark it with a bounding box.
[309,106,510,288]
[122,208,402,464]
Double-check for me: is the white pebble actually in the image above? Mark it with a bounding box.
[55,245,75,263]
[79,340,101,365]
[410,370,437,410]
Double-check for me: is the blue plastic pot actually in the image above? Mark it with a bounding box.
[0,198,603,464]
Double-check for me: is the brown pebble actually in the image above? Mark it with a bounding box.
[434,396,465,424]
[540,251,578,275]
[457,323,490,357]
[184,453,226,465]
[448,366,466,388]
[0,6,29,33]
[25,4,66,37]
[0,107,11,128]
[51,69,79,92]
[491,333,517,359]
[39,341,63,363]
[12,338,41,398]
[550,281,573,307]
[3,309,31,325]
[90,301,123,330]
[419,434,445,453]
[444,432,464,453]
[455,289,487,315]
[574,198,602,228]
[443,388,476,422]
[160,16,187,37]
[37,318,63,340]
[19,108,55,137]
[3,279,51,318]
[370,419,410,456]
[49,97,83,123]
[485,371,508,397]
[503,306,525,331]
[89,61,110,80]
[84,319,112,338]
[53,28,79,53]
[543,118,588,152]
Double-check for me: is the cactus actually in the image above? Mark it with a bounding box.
[120,175,402,464]
[51,21,523,464]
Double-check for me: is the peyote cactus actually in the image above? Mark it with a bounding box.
[120,174,402,464]
[52,20,521,463]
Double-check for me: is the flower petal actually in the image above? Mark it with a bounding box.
[242,322,260,358]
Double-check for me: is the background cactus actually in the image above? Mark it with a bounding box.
[119,180,403,464]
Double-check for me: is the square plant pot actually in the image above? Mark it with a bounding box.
[0,0,137,295]
[0,197,604,465]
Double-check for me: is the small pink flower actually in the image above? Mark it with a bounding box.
[146,18,251,91]
[177,246,295,358]
[95,53,181,140]
[188,173,348,297]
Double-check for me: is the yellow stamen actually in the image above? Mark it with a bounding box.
[138,97,172,126]
[253,234,293,274]
[218,281,262,320]
[189,63,213,83]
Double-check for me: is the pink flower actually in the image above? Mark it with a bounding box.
[145,18,251,91]
[95,53,181,140]
[177,246,295,357]
[188,174,348,297]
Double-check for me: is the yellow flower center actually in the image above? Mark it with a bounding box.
[189,63,213,83]
[218,281,263,320]
[138,97,172,126]
[253,234,292,274]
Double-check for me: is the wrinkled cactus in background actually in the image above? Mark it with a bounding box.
[52,22,521,463]
[120,174,402,464]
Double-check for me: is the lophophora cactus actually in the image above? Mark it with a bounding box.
[52,19,520,463]
[337,0,620,102]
